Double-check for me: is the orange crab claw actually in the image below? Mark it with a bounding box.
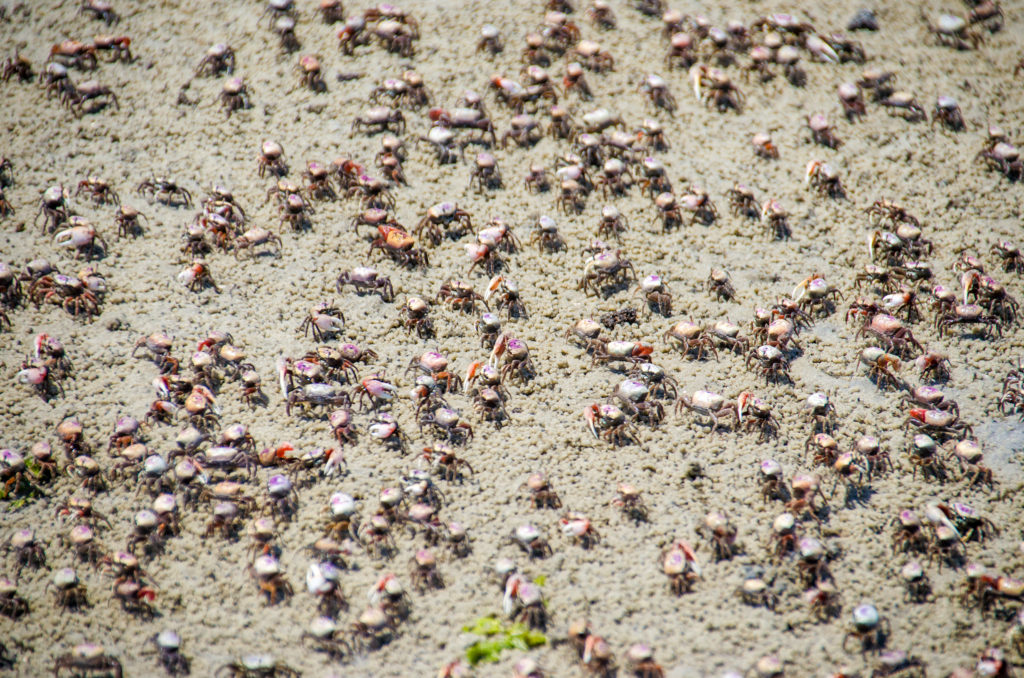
[908,408,927,423]
[380,224,414,250]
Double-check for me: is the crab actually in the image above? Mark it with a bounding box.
[286,383,350,416]
[662,541,700,595]
[664,320,718,361]
[935,303,1002,338]
[664,30,695,70]
[29,271,102,316]
[689,65,744,112]
[66,78,120,116]
[354,376,397,412]
[3,528,47,575]
[737,576,778,611]
[36,184,69,233]
[369,225,429,269]
[728,183,759,218]
[195,43,235,76]
[48,40,98,70]
[578,249,637,296]
[218,655,300,678]
[842,603,889,654]
[610,379,665,427]
[510,524,552,559]
[977,142,1023,181]
[759,200,791,239]
[501,113,542,149]
[905,434,949,482]
[437,279,484,312]
[651,192,684,231]
[634,274,672,315]
[1,50,33,83]
[928,13,981,50]
[805,160,845,198]
[676,390,735,432]
[729,393,776,442]
[592,340,653,367]
[398,296,433,338]
[54,643,121,678]
[415,202,472,246]
[858,314,922,357]
[55,217,108,260]
[422,445,474,483]
[1,580,36,620]
[584,403,638,445]
[807,113,842,149]
[336,267,394,302]
[835,81,866,121]
[991,240,1024,274]
[429,107,496,144]
[136,178,192,207]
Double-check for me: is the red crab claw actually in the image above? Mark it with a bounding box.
[673,539,701,576]
[34,333,51,360]
[427,107,446,122]
[633,343,654,358]
[907,408,927,423]
[138,587,157,602]
[153,376,170,398]
[503,572,526,616]
[736,391,753,425]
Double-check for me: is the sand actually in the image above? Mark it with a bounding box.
[2,0,1024,676]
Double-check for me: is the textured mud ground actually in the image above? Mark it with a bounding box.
[2,0,1024,676]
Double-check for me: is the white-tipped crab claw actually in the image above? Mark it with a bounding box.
[276,357,289,398]
[484,274,503,303]
[791,275,814,301]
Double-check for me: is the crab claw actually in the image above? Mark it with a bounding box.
[152,376,170,398]
[924,502,961,540]
[484,274,504,303]
[584,404,600,439]
[464,360,484,394]
[17,367,47,385]
[369,420,397,439]
[961,270,980,305]
[369,573,397,603]
[276,357,289,398]
[34,333,51,361]
[791,275,813,301]
[502,573,525,616]
[675,539,701,577]
[487,333,507,367]
[323,448,345,477]
[804,159,821,184]
[736,391,752,425]
[362,377,396,400]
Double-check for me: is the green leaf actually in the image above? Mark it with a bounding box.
[523,630,547,648]
[462,615,502,636]
[534,575,546,586]
[463,617,548,665]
